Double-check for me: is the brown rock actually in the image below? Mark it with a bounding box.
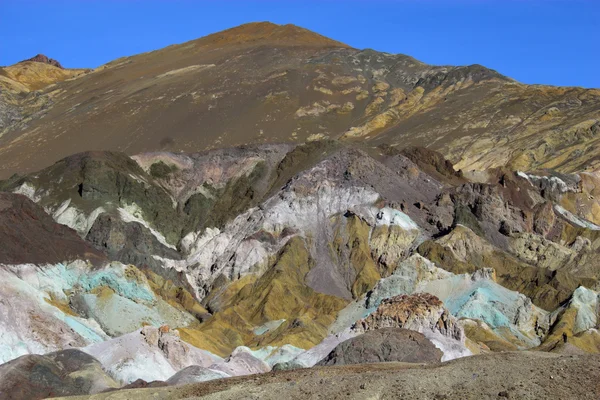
[355,293,464,341]
[0,192,105,265]
[533,202,556,237]
[21,54,64,69]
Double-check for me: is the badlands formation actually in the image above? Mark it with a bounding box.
[0,23,600,399]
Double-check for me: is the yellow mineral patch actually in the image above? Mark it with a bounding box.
[343,86,426,138]
[373,81,390,93]
[44,293,77,317]
[341,86,362,95]
[370,225,419,276]
[329,214,381,298]
[332,76,358,86]
[388,88,406,107]
[313,86,334,95]
[90,286,116,302]
[365,96,385,116]
[144,270,209,317]
[307,133,327,141]
[337,102,354,114]
[1,62,87,92]
[462,319,518,352]
[356,90,369,101]
[179,237,347,356]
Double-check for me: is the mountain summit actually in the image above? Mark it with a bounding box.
[0,22,599,178]
[197,22,350,48]
[20,54,64,69]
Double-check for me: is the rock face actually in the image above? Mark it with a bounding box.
[0,349,118,400]
[21,54,64,68]
[317,328,442,366]
[85,212,182,270]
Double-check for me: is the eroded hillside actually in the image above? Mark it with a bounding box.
[2,141,600,398]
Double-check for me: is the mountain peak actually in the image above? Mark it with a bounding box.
[20,54,64,69]
[199,21,350,48]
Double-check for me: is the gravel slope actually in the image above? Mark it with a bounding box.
[55,352,600,400]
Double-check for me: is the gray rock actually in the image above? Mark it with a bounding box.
[317,328,442,366]
[166,365,229,385]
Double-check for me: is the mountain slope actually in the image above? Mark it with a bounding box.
[0,22,598,178]
[2,142,600,397]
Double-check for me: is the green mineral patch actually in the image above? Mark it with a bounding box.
[149,161,178,179]
[268,140,340,196]
[181,160,267,234]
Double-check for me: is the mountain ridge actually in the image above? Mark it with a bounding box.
[0,22,599,178]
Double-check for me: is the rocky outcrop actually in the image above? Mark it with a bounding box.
[354,293,464,342]
[317,328,442,366]
[21,54,64,69]
[418,224,597,311]
[208,347,270,376]
[86,213,182,269]
[0,349,118,400]
[541,286,600,353]
[2,137,600,388]
[418,268,550,349]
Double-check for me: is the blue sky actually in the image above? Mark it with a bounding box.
[1,0,598,88]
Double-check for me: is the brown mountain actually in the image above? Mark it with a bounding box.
[0,21,599,178]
